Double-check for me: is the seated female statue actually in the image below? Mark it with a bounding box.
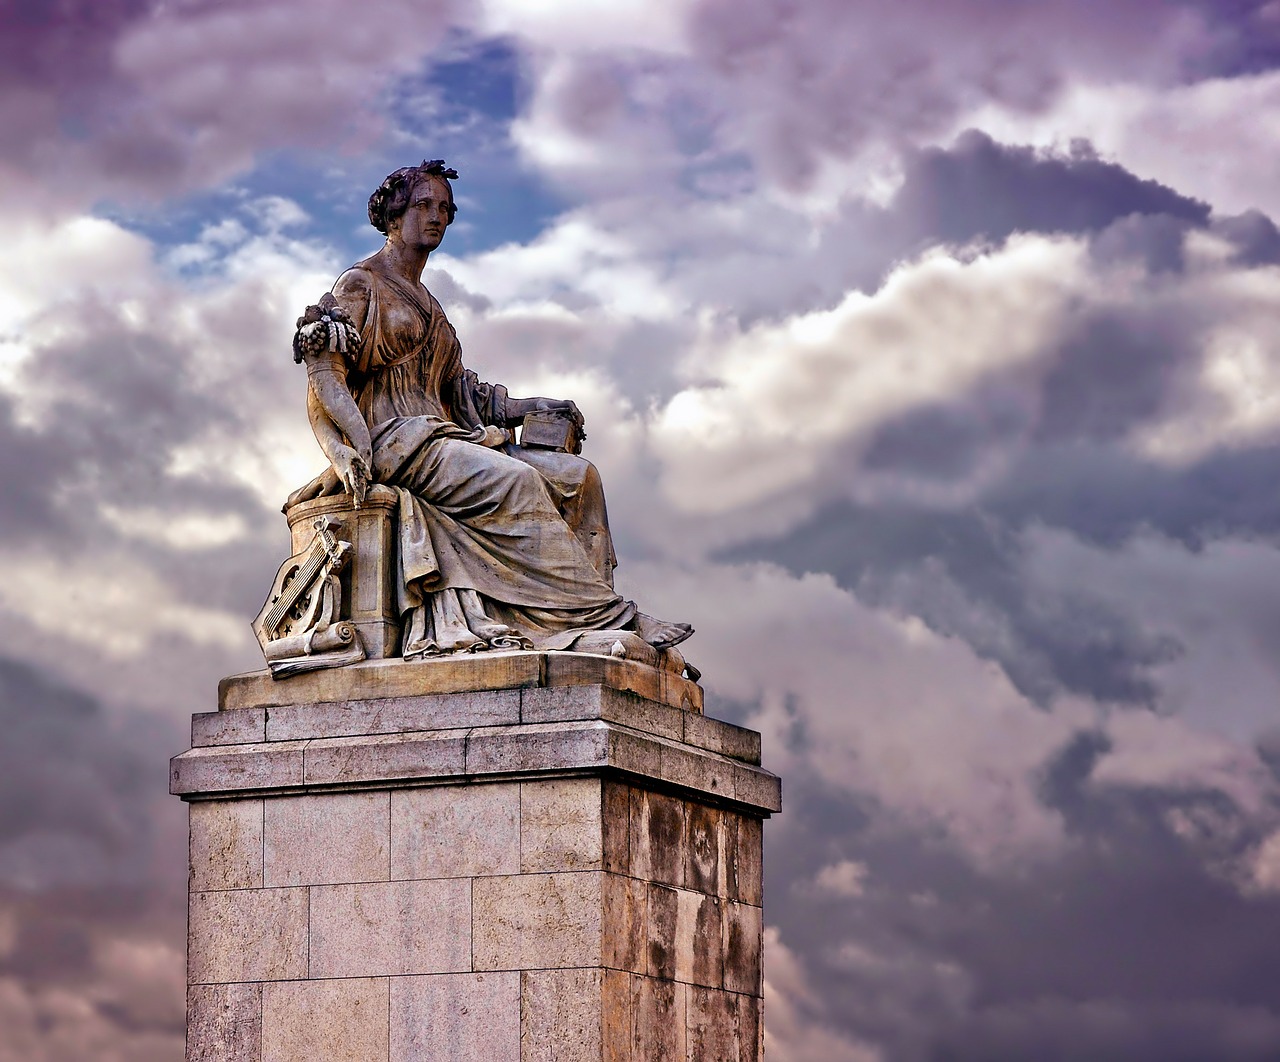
[285,160,691,657]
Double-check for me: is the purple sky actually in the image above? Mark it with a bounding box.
[6,2,1280,1059]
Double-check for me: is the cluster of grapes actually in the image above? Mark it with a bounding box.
[291,294,360,364]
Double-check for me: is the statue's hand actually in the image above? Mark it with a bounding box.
[331,444,371,507]
[535,398,585,437]
[479,425,508,448]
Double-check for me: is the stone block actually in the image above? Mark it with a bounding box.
[261,978,388,1062]
[521,968,602,1062]
[391,782,519,879]
[265,688,519,741]
[685,802,724,896]
[310,878,471,977]
[543,652,664,706]
[521,778,603,872]
[683,712,761,765]
[303,729,466,786]
[263,791,389,887]
[729,815,764,906]
[660,666,704,714]
[391,972,520,1061]
[170,742,306,797]
[659,739,735,805]
[646,884,678,981]
[733,762,783,814]
[220,653,544,710]
[688,985,739,1061]
[630,790,684,887]
[473,872,602,971]
[602,874,646,975]
[601,781,630,875]
[521,685,684,742]
[601,970,631,1062]
[192,709,266,748]
[723,901,763,996]
[676,889,724,989]
[737,992,762,1059]
[188,888,307,984]
[187,983,261,1062]
[631,975,686,1060]
[189,799,263,892]
[465,720,609,775]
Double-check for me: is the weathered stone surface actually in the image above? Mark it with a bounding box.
[303,729,466,786]
[188,888,307,984]
[737,991,763,1059]
[646,884,678,982]
[265,688,519,741]
[601,781,630,874]
[465,719,609,776]
[178,673,775,1061]
[261,978,388,1062]
[732,761,783,814]
[521,968,602,1062]
[473,872,602,970]
[521,778,603,872]
[685,802,723,896]
[310,878,471,977]
[631,975,686,1060]
[187,983,261,1062]
[677,889,724,989]
[688,985,739,1061]
[521,684,684,742]
[391,782,519,879]
[601,970,631,1062]
[723,901,764,996]
[683,711,761,765]
[391,972,520,1061]
[602,874,646,975]
[729,815,764,906]
[189,799,262,892]
[220,653,544,710]
[192,709,266,748]
[175,684,781,821]
[655,737,736,805]
[630,790,684,887]
[263,791,389,886]
[171,741,305,796]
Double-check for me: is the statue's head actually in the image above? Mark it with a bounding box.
[367,160,459,235]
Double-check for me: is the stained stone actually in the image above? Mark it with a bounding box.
[174,672,778,1061]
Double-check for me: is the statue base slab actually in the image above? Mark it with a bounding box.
[172,656,780,1061]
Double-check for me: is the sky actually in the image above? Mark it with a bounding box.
[6,0,1280,1059]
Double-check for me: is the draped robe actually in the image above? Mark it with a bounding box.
[318,261,635,655]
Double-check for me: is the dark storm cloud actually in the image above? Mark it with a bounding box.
[711,131,1218,325]
[0,0,462,202]
[891,131,1209,250]
[725,499,1182,707]
[762,749,1280,1061]
[680,0,1244,195]
[0,654,169,893]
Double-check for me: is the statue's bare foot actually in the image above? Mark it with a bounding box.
[632,612,694,650]
[472,621,518,641]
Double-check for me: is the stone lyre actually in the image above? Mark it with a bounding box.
[252,515,364,674]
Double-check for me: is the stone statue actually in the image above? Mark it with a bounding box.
[253,160,694,677]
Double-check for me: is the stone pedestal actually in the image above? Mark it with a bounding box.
[171,653,781,1061]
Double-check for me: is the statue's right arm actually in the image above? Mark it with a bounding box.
[299,271,374,502]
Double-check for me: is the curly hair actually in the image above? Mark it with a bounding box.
[367,160,460,235]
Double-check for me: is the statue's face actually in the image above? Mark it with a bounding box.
[394,175,453,252]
